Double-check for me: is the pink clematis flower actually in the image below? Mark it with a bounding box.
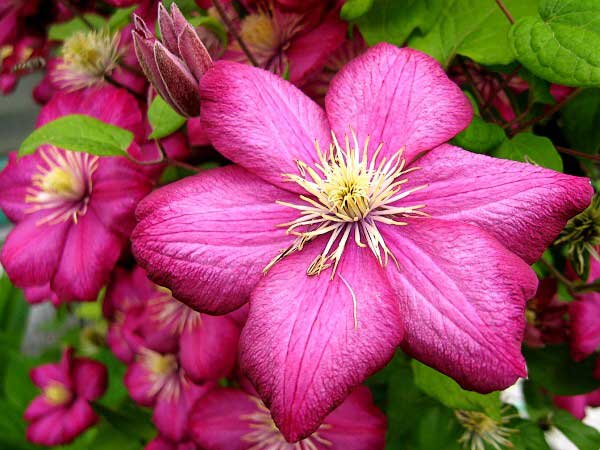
[0,85,155,302]
[554,389,600,420]
[125,346,214,442]
[132,44,593,440]
[146,435,199,450]
[189,385,386,450]
[569,259,600,361]
[223,0,347,86]
[24,348,107,446]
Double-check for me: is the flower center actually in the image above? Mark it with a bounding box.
[146,352,178,376]
[44,382,72,406]
[455,409,516,450]
[148,286,202,334]
[265,130,428,277]
[139,349,184,401]
[240,13,278,56]
[26,146,98,225]
[54,29,121,90]
[241,396,332,449]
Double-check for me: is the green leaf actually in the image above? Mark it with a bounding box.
[19,115,134,158]
[562,88,600,154]
[107,6,137,32]
[512,420,551,450]
[48,14,107,41]
[0,274,28,349]
[452,116,507,153]
[412,360,502,418]
[509,0,600,87]
[92,402,155,441]
[491,132,563,172]
[148,96,186,139]
[357,0,443,48]
[416,406,462,450]
[187,15,228,46]
[523,344,600,395]
[3,353,39,409]
[519,68,555,105]
[341,0,374,21]
[552,409,600,450]
[408,0,540,68]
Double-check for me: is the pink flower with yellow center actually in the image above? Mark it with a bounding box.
[189,386,386,450]
[24,348,107,446]
[132,44,593,440]
[0,85,155,302]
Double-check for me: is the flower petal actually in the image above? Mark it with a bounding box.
[569,292,600,361]
[72,358,107,401]
[124,359,158,407]
[402,144,593,264]
[326,43,472,164]
[199,61,331,192]
[382,219,537,392]
[240,240,403,441]
[132,166,297,314]
[0,152,39,222]
[179,315,240,383]
[24,395,58,422]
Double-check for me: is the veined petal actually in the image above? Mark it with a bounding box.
[403,144,593,264]
[382,219,537,392]
[132,166,298,314]
[240,240,402,441]
[326,44,472,164]
[199,61,331,193]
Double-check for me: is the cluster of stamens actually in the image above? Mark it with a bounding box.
[54,29,121,91]
[147,286,202,335]
[139,348,184,401]
[25,146,98,225]
[265,130,428,278]
[455,408,517,450]
[241,396,332,450]
[44,382,72,406]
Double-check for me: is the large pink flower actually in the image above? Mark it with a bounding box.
[24,348,107,446]
[189,385,386,450]
[132,44,593,440]
[0,85,155,302]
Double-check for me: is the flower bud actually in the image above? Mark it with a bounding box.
[132,2,213,117]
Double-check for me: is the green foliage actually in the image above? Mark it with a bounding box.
[452,116,506,153]
[48,15,107,41]
[523,344,600,395]
[562,88,600,155]
[340,0,374,21]
[491,132,563,172]
[511,420,552,450]
[148,96,187,139]
[411,360,502,419]
[19,115,134,158]
[552,409,600,450]
[509,0,600,87]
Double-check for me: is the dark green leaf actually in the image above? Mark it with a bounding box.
[3,353,39,409]
[148,96,186,139]
[416,406,462,450]
[341,0,374,21]
[512,420,551,450]
[519,69,555,105]
[412,360,502,418]
[451,116,507,153]
[562,88,600,155]
[0,274,28,349]
[509,0,600,87]
[408,0,540,68]
[552,409,600,450]
[92,402,155,441]
[48,14,107,41]
[19,115,134,158]
[523,344,600,395]
[108,7,137,31]
[491,132,563,172]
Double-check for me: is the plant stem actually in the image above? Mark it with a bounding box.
[57,0,95,29]
[510,88,583,136]
[539,258,576,291]
[481,65,521,113]
[495,0,515,24]
[556,146,600,162]
[211,0,259,67]
[166,158,202,173]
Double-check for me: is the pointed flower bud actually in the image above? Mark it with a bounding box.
[132,2,213,117]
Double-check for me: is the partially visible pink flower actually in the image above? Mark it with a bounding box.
[125,347,213,441]
[0,0,40,47]
[24,348,107,446]
[0,35,48,94]
[524,278,568,348]
[133,43,593,440]
[223,0,346,86]
[550,84,574,103]
[0,85,155,302]
[569,259,600,361]
[554,389,600,420]
[189,385,386,449]
[146,435,199,450]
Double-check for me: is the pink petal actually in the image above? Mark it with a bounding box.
[403,144,593,264]
[240,240,403,441]
[319,386,386,450]
[199,61,331,192]
[26,400,97,446]
[569,292,600,361]
[325,44,472,164]
[554,394,588,420]
[51,208,123,301]
[132,166,298,314]
[179,315,240,383]
[124,359,158,407]
[72,357,107,400]
[189,387,262,450]
[382,219,537,392]
[153,382,210,442]
[0,152,39,222]
[1,214,70,288]
[286,14,347,85]
[187,117,210,146]
[24,395,58,422]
